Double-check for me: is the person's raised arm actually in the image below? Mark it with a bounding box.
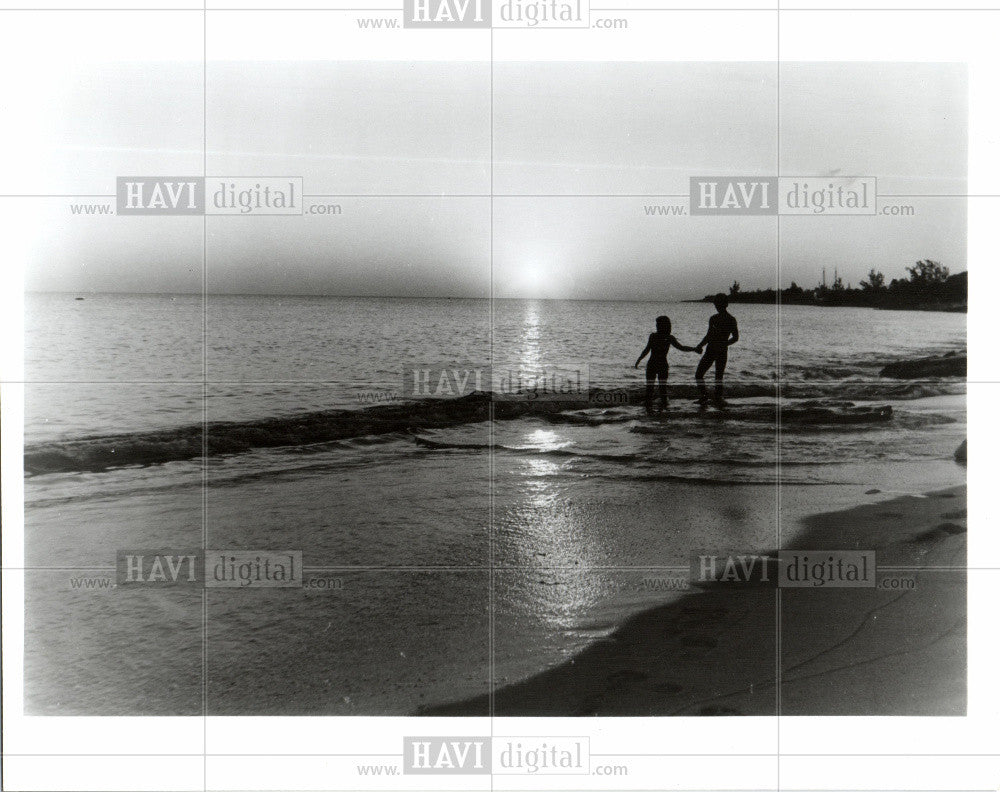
[670,335,698,353]
[634,336,652,368]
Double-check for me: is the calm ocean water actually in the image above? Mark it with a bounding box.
[26,293,965,440]
[23,294,966,714]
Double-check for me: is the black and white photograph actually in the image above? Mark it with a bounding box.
[0,5,991,792]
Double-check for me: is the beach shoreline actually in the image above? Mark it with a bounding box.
[423,483,967,717]
[21,313,967,715]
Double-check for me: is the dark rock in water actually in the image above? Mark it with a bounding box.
[880,352,966,379]
[865,488,881,495]
[955,439,967,466]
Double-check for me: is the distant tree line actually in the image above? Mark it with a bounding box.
[702,260,966,312]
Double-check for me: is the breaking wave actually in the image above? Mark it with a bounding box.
[24,367,962,476]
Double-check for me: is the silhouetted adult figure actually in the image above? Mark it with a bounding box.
[634,316,697,413]
[695,293,739,405]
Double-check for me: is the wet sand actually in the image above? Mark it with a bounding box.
[424,485,967,716]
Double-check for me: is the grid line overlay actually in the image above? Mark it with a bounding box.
[3,0,980,790]
[489,25,497,780]
[5,5,1000,9]
[202,0,209,788]
[773,13,779,778]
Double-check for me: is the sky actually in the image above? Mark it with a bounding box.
[21,60,966,300]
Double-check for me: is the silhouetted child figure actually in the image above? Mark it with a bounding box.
[695,293,739,406]
[635,316,697,412]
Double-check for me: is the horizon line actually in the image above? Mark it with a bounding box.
[27,290,718,302]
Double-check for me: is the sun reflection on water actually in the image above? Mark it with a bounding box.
[502,428,607,630]
[518,300,542,373]
[521,428,569,452]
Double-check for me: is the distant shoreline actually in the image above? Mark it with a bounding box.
[682,296,967,313]
[686,269,967,313]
